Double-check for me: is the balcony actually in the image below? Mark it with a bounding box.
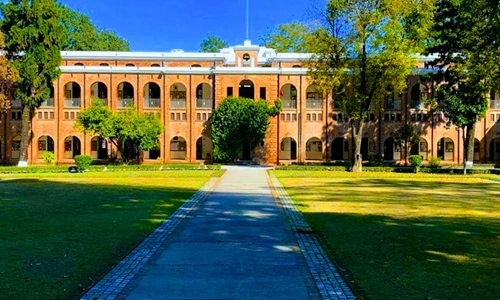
[196,99,212,109]
[145,98,160,108]
[117,98,134,108]
[306,99,322,110]
[11,100,21,107]
[41,98,54,107]
[282,100,297,110]
[64,98,81,108]
[491,100,500,109]
[171,99,186,109]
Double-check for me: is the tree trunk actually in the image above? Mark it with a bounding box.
[17,105,32,167]
[351,120,364,172]
[464,121,476,169]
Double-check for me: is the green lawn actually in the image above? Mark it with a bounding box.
[0,170,223,299]
[273,171,500,300]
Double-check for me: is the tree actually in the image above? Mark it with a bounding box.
[393,124,420,165]
[199,35,228,53]
[210,97,281,162]
[0,32,19,117]
[426,0,496,170]
[1,0,66,167]
[58,4,130,51]
[260,21,312,52]
[76,100,164,162]
[307,0,435,172]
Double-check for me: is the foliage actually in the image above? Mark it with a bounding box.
[74,155,92,171]
[58,4,129,51]
[307,0,435,172]
[425,0,497,167]
[199,35,228,53]
[76,101,164,162]
[393,124,420,163]
[367,154,383,166]
[210,97,281,162]
[0,0,65,165]
[428,156,442,168]
[41,151,55,165]
[409,155,423,172]
[0,32,19,113]
[260,21,312,52]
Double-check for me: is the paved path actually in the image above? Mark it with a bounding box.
[82,166,354,300]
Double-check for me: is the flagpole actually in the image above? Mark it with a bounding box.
[246,0,249,40]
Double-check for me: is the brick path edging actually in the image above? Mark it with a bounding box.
[80,177,220,300]
[269,173,356,300]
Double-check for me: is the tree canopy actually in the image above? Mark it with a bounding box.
[307,0,435,172]
[0,0,66,166]
[210,97,281,162]
[58,3,130,51]
[76,100,164,162]
[0,31,19,114]
[425,0,497,167]
[260,21,312,53]
[199,35,228,53]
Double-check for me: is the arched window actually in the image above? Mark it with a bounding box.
[117,82,134,107]
[437,138,454,161]
[170,83,187,109]
[91,136,108,160]
[280,84,297,109]
[11,136,21,159]
[125,63,135,67]
[100,63,109,66]
[144,82,161,108]
[75,62,84,66]
[279,137,297,160]
[306,85,322,110]
[191,64,201,68]
[90,82,108,105]
[151,63,161,67]
[170,136,187,160]
[38,136,54,159]
[196,137,213,160]
[411,84,428,109]
[64,82,81,107]
[196,83,212,108]
[64,136,81,159]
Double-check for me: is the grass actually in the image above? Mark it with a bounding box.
[273,171,500,300]
[0,170,224,299]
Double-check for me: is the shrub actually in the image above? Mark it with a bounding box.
[367,154,383,166]
[409,155,423,172]
[428,156,442,168]
[41,151,55,165]
[74,155,93,171]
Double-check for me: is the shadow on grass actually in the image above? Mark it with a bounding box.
[303,212,500,300]
[0,177,209,300]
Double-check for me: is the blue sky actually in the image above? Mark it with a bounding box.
[59,0,321,52]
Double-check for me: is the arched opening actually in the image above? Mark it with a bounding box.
[306,137,322,160]
[151,63,161,67]
[242,53,251,66]
[384,137,401,161]
[331,138,349,161]
[239,80,254,100]
[100,63,109,66]
[361,138,376,160]
[474,138,480,161]
[170,83,187,109]
[292,65,301,68]
[11,136,21,159]
[196,83,212,108]
[306,85,322,110]
[42,86,55,107]
[437,138,454,161]
[38,135,54,159]
[410,138,428,160]
[280,84,297,109]
[125,63,135,67]
[489,137,500,161]
[410,83,428,109]
[117,82,134,107]
[191,64,201,68]
[170,136,187,160]
[75,62,84,66]
[144,147,161,160]
[91,136,108,160]
[64,136,81,159]
[196,137,213,160]
[280,137,297,160]
[64,82,81,107]
[144,82,161,108]
[90,82,108,105]
[490,90,500,109]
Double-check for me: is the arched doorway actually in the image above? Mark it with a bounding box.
[306,137,322,160]
[331,138,348,161]
[64,136,81,159]
[361,138,375,160]
[11,136,21,159]
[38,136,54,159]
[91,136,108,160]
[437,138,454,161]
[489,137,500,161]
[196,137,213,160]
[410,138,428,160]
[384,137,399,161]
[170,136,187,160]
[239,80,254,100]
[280,137,297,160]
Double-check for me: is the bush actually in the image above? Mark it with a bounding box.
[428,156,442,168]
[74,155,93,171]
[409,155,423,172]
[367,154,383,166]
[41,151,55,165]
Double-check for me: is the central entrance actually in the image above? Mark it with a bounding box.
[239,80,254,100]
[242,142,252,160]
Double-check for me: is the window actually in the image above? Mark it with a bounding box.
[100,63,109,66]
[126,63,135,67]
[260,87,266,100]
[75,63,84,66]
[227,87,233,97]
[191,64,201,67]
[151,63,161,67]
[11,111,22,120]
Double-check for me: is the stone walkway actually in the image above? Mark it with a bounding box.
[81,166,354,300]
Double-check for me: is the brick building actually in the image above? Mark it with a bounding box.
[1,40,500,165]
